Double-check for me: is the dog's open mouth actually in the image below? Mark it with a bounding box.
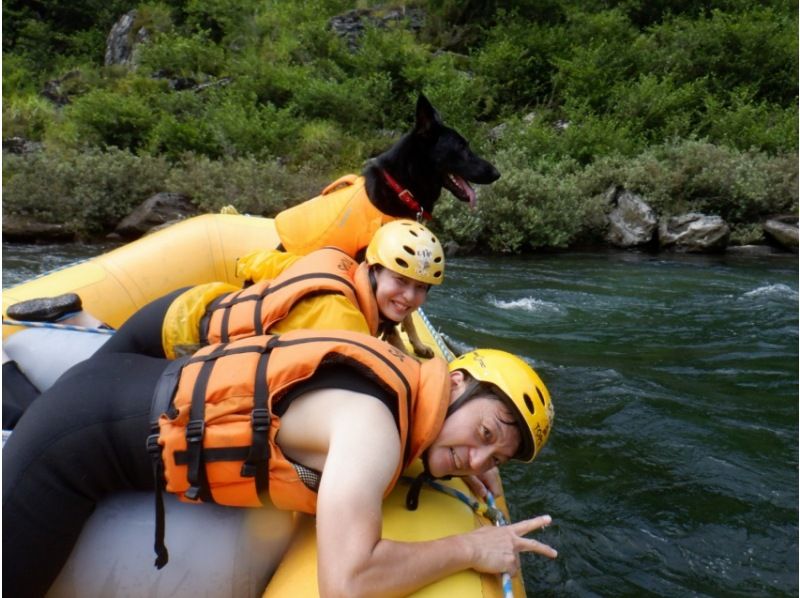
[444,173,477,208]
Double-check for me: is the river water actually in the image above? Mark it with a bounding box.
[3,243,798,596]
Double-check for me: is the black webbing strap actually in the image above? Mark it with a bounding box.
[404,469,453,511]
[147,356,190,569]
[198,293,225,346]
[239,340,274,497]
[184,357,216,501]
[405,470,432,511]
[253,289,267,337]
[218,288,244,343]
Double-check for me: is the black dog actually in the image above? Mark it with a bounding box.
[274,93,500,258]
[363,93,501,219]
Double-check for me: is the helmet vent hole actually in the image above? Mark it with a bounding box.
[409,229,419,237]
[523,393,535,414]
[395,258,409,269]
[402,245,415,256]
[433,272,442,279]
[536,387,546,405]
[434,256,442,263]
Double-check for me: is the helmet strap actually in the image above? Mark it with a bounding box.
[406,383,478,512]
[445,379,481,418]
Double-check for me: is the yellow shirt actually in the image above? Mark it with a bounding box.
[163,249,371,358]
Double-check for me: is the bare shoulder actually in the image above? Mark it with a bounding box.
[277,388,400,473]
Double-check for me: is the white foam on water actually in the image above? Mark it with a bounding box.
[488,295,563,314]
[741,283,798,302]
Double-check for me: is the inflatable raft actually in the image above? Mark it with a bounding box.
[2,214,526,597]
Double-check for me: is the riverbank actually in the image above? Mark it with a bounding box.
[3,146,798,256]
[3,194,797,257]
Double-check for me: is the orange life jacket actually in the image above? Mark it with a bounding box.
[201,247,380,344]
[152,329,450,514]
[274,175,397,258]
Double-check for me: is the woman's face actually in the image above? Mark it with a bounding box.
[373,267,429,322]
[426,372,521,478]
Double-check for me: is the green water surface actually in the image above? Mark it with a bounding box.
[4,245,798,596]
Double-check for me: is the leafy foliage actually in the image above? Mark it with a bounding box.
[165,153,327,215]
[2,0,797,248]
[3,148,171,236]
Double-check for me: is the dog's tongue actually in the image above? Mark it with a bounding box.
[448,174,477,208]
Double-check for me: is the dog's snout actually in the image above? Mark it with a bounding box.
[473,162,500,184]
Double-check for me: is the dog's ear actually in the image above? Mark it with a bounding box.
[415,94,443,137]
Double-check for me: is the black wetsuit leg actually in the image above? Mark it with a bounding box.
[95,287,188,357]
[2,360,40,429]
[2,352,169,597]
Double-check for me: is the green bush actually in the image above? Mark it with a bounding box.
[2,53,39,98]
[164,153,329,215]
[608,74,707,142]
[2,94,57,139]
[147,113,221,159]
[493,109,643,166]
[182,0,263,44]
[3,148,170,236]
[433,138,797,252]
[62,88,158,150]
[553,9,640,112]
[287,119,375,173]
[472,14,566,117]
[436,147,602,252]
[579,140,799,223]
[289,71,394,131]
[341,27,436,129]
[137,30,228,79]
[202,97,300,159]
[701,90,798,154]
[130,76,305,161]
[637,7,798,105]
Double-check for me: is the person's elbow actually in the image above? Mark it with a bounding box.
[318,570,369,598]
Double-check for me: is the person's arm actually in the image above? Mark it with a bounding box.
[235,249,302,282]
[315,396,557,598]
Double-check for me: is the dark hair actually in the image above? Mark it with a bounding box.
[459,373,517,428]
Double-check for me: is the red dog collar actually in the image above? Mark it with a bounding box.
[380,170,433,221]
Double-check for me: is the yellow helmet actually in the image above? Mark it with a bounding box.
[365,220,444,285]
[448,349,554,462]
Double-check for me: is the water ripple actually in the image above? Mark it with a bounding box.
[488,295,565,315]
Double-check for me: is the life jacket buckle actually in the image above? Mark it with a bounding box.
[146,432,161,456]
[186,419,205,443]
[184,485,202,501]
[251,408,271,432]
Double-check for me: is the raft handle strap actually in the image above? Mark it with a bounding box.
[404,470,431,511]
[148,431,169,569]
[147,356,189,570]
